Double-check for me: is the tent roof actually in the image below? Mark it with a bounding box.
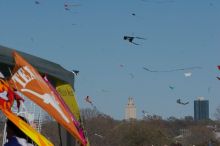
[0,45,75,85]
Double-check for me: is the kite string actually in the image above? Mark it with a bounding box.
[143,66,202,73]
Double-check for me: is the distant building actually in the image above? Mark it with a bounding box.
[125,97,136,120]
[194,97,209,121]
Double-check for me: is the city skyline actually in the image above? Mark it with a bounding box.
[0,0,219,120]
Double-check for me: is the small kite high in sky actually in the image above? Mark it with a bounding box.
[143,66,202,73]
[123,35,146,45]
[169,86,175,90]
[119,64,124,68]
[184,72,192,77]
[64,2,80,11]
[101,89,110,93]
[35,0,40,4]
[141,0,175,3]
[217,65,220,80]
[176,99,189,105]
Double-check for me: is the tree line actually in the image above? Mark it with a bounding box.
[80,108,220,146]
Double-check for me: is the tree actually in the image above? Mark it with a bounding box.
[182,125,214,146]
[81,108,101,120]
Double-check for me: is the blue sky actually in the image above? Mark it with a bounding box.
[0,0,220,120]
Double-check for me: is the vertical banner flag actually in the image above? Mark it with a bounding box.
[10,52,86,146]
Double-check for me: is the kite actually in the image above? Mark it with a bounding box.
[141,0,175,4]
[101,89,110,93]
[217,66,220,80]
[184,72,192,77]
[123,35,146,45]
[119,64,124,68]
[84,96,97,110]
[169,86,175,90]
[85,96,92,104]
[143,66,202,73]
[35,0,40,4]
[176,99,189,105]
[64,2,80,11]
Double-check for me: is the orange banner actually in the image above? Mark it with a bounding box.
[1,108,53,146]
[10,52,86,146]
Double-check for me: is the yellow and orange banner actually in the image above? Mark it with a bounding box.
[10,52,86,146]
[1,108,53,146]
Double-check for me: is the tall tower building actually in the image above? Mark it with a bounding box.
[194,97,209,121]
[125,97,136,120]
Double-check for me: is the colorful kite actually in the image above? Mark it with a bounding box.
[85,96,92,104]
[84,96,97,110]
[143,66,202,73]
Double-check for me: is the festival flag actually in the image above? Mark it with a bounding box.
[56,84,90,146]
[10,52,86,146]
[56,84,80,121]
[44,76,86,141]
[1,108,53,146]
